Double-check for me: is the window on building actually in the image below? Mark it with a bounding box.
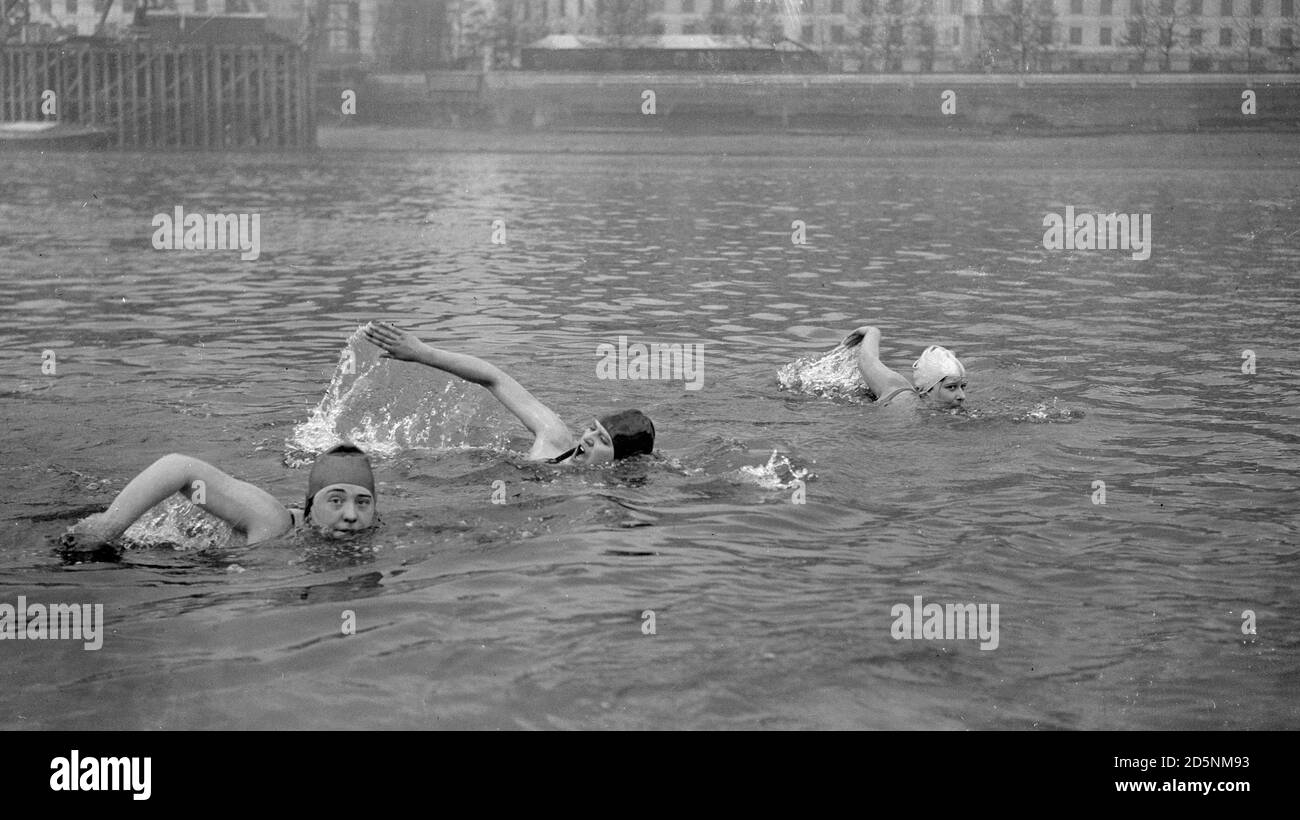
[1071,0,1082,13]
[682,0,694,10]
[861,0,876,14]
[1284,0,1295,16]
[66,0,76,13]
[1220,0,1231,14]
[1100,0,1112,13]
[802,23,814,41]
[542,0,548,20]
[1219,27,1232,44]
[1189,27,1203,43]
[1281,28,1294,46]
[712,0,724,12]
[1249,27,1262,44]
[832,24,845,43]
[1130,0,1141,14]
[195,0,208,10]
[1040,24,1052,43]
[833,0,844,11]
[1128,21,1141,41]
[982,0,995,11]
[559,0,566,14]
[888,23,902,42]
[806,0,815,10]
[1100,25,1112,43]
[920,24,934,45]
[325,0,361,51]
[949,0,961,11]
[951,25,960,44]
[1070,26,1082,43]
[39,0,51,14]
[1189,0,1202,13]
[1159,0,1173,13]
[1250,0,1261,13]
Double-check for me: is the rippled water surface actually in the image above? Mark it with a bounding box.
[1,137,1297,729]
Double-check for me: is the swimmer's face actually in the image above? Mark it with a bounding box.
[567,419,615,465]
[925,377,967,408]
[308,483,376,537]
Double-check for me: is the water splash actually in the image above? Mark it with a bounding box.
[776,341,870,400]
[118,493,234,550]
[1012,399,1086,423]
[287,326,508,463]
[738,450,813,490]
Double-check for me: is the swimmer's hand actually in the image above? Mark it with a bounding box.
[364,322,427,363]
[842,325,878,349]
[60,512,115,552]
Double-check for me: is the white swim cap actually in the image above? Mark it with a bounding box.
[912,346,965,394]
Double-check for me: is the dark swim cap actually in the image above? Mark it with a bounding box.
[598,409,655,460]
[305,443,375,516]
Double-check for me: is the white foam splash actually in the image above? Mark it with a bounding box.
[1013,399,1085,423]
[287,326,508,461]
[776,341,869,400]
[119,493,234,550]
[738,450,812,490]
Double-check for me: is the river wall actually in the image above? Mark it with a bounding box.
[332,71,1300,134]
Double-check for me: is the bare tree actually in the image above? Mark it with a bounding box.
[858,0,917,72]
[914,0,939,71]
[1230,0,1268,71]
[981,0,1056,73]
[1124,0,1193,72]
[735,0,785,43]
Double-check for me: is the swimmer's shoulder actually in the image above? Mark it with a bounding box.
[875,386,919,407]
[239,506,302,546]
[528,428,576,462]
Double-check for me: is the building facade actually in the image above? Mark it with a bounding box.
[10,0,1292,70]
[12,0,379,65]
[504,0,1299,70]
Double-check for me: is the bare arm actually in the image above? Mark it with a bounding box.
[66,454,291,550]
[843,325,912,399]
[363,322,572,451]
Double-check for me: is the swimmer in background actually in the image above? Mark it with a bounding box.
[362,322,655,465]
[841,325,968,409]
[63,444,377,551]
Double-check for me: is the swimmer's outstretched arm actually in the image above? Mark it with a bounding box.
[363,322,572,451]
[65,454,290,550]
[843,325,912,399]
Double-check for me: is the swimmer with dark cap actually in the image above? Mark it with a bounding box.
[842,325,968,409]
[63,444,377,550]
[363,322,655,465]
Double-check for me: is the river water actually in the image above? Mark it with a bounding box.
[1,134,1297,729]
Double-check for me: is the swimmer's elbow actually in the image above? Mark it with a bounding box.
[156,452,201,473]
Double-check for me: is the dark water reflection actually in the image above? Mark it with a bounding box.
[0,142,1297,729]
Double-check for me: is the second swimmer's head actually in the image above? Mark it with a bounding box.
[554,409,656,465]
